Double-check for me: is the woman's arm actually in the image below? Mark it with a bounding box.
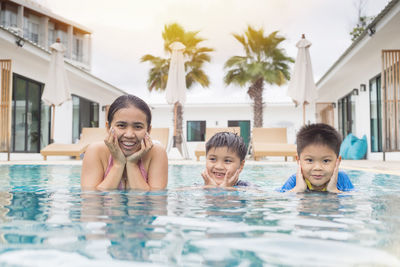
[126,143,168,191]
[81,143,125,190]
[147,144,168,190]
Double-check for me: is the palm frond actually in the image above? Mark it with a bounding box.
[224,56,247,69]
[141,23,213,93]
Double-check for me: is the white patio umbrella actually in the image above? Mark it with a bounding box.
[166,42,187,106]
[165,41,189,158]
[42,38,71,143]
[287,34,317,125]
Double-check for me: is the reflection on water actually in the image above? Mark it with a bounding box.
[0,165,399,266]
[78,192,168,261]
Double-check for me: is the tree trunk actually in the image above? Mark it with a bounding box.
[173,102,183,155]
[247,78,264,128]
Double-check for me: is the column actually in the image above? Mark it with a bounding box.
[40,16,49,49]
[17,5,23,35]
[67,25,73,59]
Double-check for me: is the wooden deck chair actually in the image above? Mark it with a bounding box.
[251,128,297,161]
[40,128,107,160]
[194,127,240,161]
[149,128,169,149]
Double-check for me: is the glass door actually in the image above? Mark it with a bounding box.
[370,75,382,152]
[12,74,49,152]
[338,92,356,139]
[72,95,99,143]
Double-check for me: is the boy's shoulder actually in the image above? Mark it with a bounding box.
[337,171,354,191]
[337,170,349,178]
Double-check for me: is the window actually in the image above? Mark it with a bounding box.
[0,3,17,28]
[23,16,39,43]
[57,30,68,49]
[187,121,206,141]
[72,36,83,62]
[369,75,382,152]
[72,95,99,143]
[338,92,356,139]
[48,22,56,47]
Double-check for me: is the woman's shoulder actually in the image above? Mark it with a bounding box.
[86,141,108,153]
[84,141,110,162]
[150,142,167,155]
[143,142,167,166]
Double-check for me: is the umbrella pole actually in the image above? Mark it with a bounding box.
[173,102,177,147]
[51,104,55,143]
[303,103,306,125]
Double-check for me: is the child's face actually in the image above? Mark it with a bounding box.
[107,106,150,157]
[206,146,244,185]
[298,143,339,190]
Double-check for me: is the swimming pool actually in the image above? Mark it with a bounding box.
[0,164,399,266]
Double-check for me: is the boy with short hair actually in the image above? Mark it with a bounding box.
[202,132,249,187]
[280,123,354,193]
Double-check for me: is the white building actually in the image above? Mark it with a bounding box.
[0,0,125,155]
[316,0,400,161]
[150,89,311,160]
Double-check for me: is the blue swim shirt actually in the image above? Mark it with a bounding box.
[279,171,354,192]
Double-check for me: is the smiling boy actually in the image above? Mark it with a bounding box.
[280,123,354,193]
[201,132,249,188]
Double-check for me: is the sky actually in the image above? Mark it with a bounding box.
[41,0,390,104]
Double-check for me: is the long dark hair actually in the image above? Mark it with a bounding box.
[107,95,152,127]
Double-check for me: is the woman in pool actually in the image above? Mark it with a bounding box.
[81,94,168,191]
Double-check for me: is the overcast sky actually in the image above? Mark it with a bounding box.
[43,0,390,103]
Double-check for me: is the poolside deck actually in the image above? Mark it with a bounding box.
[1,153,399,175]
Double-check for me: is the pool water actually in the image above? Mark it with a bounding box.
[0,164,399,266]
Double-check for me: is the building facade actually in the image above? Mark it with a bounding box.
[0,0,125,155]
[316,0,400,160]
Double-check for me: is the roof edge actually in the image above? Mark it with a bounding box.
[0,25,126,95]
[9,0,92,34]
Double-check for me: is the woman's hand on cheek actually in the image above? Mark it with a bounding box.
[104,127,126,166]
[127,133,153,164]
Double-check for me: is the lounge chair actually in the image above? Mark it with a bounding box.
[251,128,297,161]
[40,128,107,160]
[194,127,240,161]
[150,128,169,149]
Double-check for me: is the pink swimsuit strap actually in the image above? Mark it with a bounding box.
[104,155,149,189]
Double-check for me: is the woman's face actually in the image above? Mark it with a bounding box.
[108,106,150,156]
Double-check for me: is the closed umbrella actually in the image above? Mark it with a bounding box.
[42,38,71,143]
[287,34,317,125]
[165,42,189,158]
[166,42,186,105]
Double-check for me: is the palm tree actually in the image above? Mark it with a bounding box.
[141,23,213,155]
[224,26,294,127]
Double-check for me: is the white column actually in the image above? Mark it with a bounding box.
[40,16,49,49]
[67,25,73,59]
[17,5,24,35]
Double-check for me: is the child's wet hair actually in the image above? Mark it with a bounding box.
[206,132,247,161]
[107,94,152,127]
[296,123,342,156]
